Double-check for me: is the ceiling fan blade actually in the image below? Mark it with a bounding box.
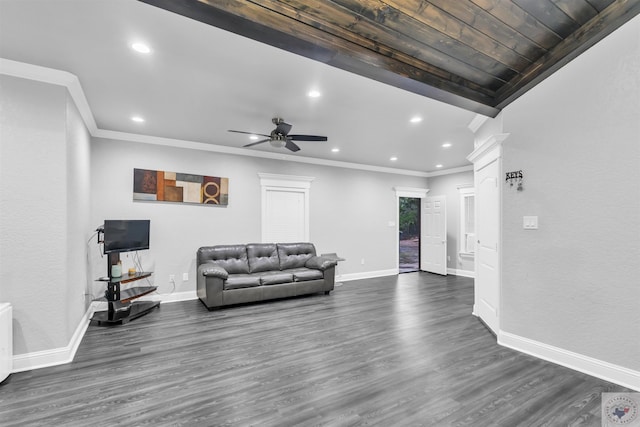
[288,134,328,141]
[285,139,301,152]
[243,138,270,147]
[228,130,270,137]
[275,121,292,135]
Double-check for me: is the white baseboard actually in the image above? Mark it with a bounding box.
[12,302,98,373]
[499,331,640,391]
[447,268,475,278]
[137,290,198,304]
[12,291,199,373]
[338,268,398,282]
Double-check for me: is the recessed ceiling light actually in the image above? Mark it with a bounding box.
[390,156,398,161]
[331,148,340,153]
[131,116,145,123]
[410,116,423,123]
[131,43,151,54]
[442,143,452,148]
[308,90,321,98]
[435,164,443,168]
[249,135,259,140]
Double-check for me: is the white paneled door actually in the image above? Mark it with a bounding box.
[475,155,501,334]
[421,196,447,275]
[264,189,306,243]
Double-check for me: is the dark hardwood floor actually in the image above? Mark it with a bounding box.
[0,273,629,426]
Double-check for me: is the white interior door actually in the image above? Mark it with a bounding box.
[420,196,447,275]
[264,189,306,243]
[475,157,500,334]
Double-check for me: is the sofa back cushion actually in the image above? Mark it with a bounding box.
[247,243,280,273]
[197,245,249,274]
[277,242,316,270]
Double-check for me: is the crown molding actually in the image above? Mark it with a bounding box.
[467,114,489,133]
[1,58,451,178]
[467,133,510,164]
[425,164,473,177]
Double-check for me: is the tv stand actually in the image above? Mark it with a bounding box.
[92,253,160,325]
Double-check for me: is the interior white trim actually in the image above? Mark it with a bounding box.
[12,302,97,373]
[136,291,198,304]
[259,173,312,243]
[393,186,429,198]
[425,165,473,177]
[338,269,398,282]
[447,268,475,278]
[499,331,640,392]
[258,173,314,189]
[0,58,435,178]
[467,114,490,133]
[13,292,200,372]
[467,133,510,165]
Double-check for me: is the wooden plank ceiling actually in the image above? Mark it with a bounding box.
[140,0,640,117]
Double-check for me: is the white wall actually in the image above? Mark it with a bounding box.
[500,15,640,371]
[426,170,474,274]
[0,75,90,355]
[89,137,428,297]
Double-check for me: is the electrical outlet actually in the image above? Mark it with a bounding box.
[182,273,189,281]
[361,258,365,265]
[169,274,175,282]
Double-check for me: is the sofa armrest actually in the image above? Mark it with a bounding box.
[197,264,226,309]
[200,264,229,280]
[305,256,338,271]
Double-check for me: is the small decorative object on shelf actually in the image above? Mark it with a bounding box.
[111,260,122,278]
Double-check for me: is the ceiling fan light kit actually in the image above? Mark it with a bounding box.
[228,117,327,153]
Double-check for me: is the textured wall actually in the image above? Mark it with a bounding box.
[0,75,85,354]
[64,94,92,335]
[426,170,475,273]
[501,15,640,370]
[89,138,428,296]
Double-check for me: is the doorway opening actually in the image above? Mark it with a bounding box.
[399,197,420,273]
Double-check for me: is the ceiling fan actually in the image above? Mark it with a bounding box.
[228,117,327,152]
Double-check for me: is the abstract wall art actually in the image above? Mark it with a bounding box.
[133,168,229,206]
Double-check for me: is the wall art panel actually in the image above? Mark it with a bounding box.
[133,168,228,205]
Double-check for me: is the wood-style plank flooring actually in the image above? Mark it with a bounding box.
[0,273,630,426]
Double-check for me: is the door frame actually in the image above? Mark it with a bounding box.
[467,133,509,333]
[394,187,429,273]
[421,195,448,275]
[258,173,314,243]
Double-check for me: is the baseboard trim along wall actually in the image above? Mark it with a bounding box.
[447,268,475,278]
[338,269,398,282]
[498,331,640,392]
[12,302,97,373]
[11,292,199,373]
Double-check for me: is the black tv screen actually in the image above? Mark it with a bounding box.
[103,220,150,254]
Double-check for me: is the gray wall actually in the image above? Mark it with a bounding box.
[426,170,474,274]
[0,75,91,355]
[89,138,428,297]
[500,15,640,370]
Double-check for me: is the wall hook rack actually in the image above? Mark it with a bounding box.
[506,170,524,191]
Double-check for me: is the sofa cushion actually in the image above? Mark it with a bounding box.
[259,271,294,286]
[277,242,316,270]
[198,245,250,274]
[247,243,280,273]
[224,274,261,290]
[290,268,324,282]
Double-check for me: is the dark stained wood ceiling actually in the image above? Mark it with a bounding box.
[140,0,640,117]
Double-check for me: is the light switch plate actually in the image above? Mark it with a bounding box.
[523,216,538,229]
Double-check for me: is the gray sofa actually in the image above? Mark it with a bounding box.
[196,242,337,309]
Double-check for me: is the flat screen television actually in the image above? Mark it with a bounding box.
[103,220,150,254]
